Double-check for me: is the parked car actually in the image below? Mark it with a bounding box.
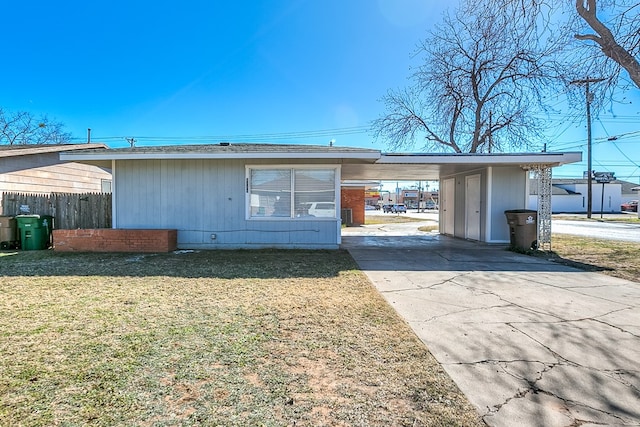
[301,202,336,217]
[621,200,638,212]
[382,204,393,213]
[391,204,407,213]
[364,204,376,210]
[424,200,438,210]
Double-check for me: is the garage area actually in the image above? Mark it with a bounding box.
[341,151,581,246]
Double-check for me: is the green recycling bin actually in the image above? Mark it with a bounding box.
[15,215,54,250]
[504,210,537,251]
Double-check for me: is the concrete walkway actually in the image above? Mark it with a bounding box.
[342,230,640,426]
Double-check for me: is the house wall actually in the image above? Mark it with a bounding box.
[449,169,488,240]
[113,159,342,249]
[0,152,111,194]
[341,188,365,225]
[528,183,622,213]
[441,166,526,243]
[489,167,528,243]
[528,194,583,213]
[53,229,177,252]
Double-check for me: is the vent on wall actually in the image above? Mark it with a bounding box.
[341,208,353,226]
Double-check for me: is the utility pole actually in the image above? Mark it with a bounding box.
[570,77,604,219]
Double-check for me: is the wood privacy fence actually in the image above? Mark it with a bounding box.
[1,192,112,229]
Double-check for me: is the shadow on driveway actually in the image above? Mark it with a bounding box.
[343,233,640,426]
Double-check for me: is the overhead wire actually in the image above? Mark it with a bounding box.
[70,125,372,144]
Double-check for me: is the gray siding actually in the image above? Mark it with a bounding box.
[489,167,528,242]
[450,169,487,240]
[443,166,525,243]
[114,159,340,249]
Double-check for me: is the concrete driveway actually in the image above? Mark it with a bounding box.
[342,229,640,426]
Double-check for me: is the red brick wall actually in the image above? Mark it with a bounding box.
[53,229,178,253]
[341,188,365,225]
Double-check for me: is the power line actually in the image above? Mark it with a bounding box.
[70,125,372,143]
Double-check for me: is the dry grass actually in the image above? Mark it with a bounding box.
[0,250,482,427]
[539,234,640,283]
[365,215,427,225]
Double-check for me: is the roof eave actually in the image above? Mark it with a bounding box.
[377,152,582,167]
[60,151,382,162]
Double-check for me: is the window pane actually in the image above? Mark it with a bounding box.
[295,169,336,218]
[250,169,291,217]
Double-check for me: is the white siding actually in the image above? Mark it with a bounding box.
[113,159,341,249]
[528,183,622,213]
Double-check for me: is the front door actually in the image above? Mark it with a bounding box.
[465,174,481,241]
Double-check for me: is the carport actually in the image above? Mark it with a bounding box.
[343,151,581,248]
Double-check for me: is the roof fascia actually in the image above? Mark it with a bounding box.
[61,151,382,161]
[378,152,582,166]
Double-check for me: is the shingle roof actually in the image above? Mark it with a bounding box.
[0,143,108,158]
[68,143,380,155]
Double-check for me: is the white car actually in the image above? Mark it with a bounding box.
[303,202,335,217]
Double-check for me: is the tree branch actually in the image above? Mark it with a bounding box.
[575,0,640,88]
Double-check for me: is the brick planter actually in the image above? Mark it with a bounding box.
[53,229,178,253]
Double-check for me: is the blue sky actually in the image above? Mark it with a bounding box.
[3,1,639,184]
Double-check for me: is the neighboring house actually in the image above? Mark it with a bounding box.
[0,144,112,213]
[60,144,580,249]
[620,180,640,204]
[528,178,636,213]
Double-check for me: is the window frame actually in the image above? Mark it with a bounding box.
[246,165,340,220]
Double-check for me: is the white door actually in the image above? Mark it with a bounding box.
[465,174,481,241]
[441,178,455,235]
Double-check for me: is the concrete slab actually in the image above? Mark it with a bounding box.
[343,231,640,426]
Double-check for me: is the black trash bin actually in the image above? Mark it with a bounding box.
[504,210,537,251]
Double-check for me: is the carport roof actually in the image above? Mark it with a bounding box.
[343,151,582,180]
[59,143,581,181]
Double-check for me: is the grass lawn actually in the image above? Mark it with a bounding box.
[0,250,482,427]
[542,234,640,283]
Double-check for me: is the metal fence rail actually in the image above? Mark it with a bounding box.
[1,192,112,229]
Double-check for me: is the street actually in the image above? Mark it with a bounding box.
[552,217,640,243]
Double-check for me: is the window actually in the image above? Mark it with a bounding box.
[248,167,337,219]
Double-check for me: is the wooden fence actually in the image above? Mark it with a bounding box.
[1,192,112,229]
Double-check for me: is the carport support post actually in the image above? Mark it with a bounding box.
[536,165,552,251]
[523,164,552,251]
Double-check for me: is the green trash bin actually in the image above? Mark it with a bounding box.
[15,215,54,250]
[504,209,537,251]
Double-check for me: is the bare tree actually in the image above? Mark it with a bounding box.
[0,108,72,145]
[373,0,559,153]
[573,0,640,89]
